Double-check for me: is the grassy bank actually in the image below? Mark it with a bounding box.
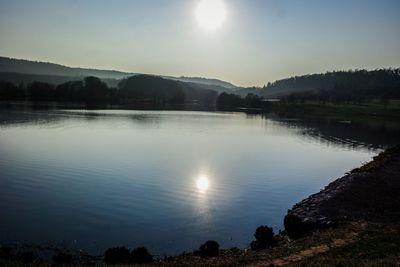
[284,223,400,267]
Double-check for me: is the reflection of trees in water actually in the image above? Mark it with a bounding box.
[1,106,398,150]
[0,102,218,128]
[271,115,400,150]
[0,109,64,127]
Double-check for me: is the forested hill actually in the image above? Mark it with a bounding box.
[166,76,237,89]
[0,57,132,80]
[0,72,121,88]
[260,69,400,98]
[118,75,218,105]
[0,56,237,90]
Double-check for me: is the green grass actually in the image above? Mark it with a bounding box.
[286,225,400,267]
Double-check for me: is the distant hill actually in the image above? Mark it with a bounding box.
[0,72,120,87]
[0,56,237,90]
[234,87,262,97]
[0,57,132,80]
[260,69,400,98]
[165,76,237,90]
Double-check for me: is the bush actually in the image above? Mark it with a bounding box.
[130,247,153,263]
[104,247,130,264]
[53,252,72,264]
[199,240,220,257]
[284,214,308,238]
[250,225,274,250]
[254,225,274,243]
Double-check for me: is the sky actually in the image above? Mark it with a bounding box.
[0,0,399,87]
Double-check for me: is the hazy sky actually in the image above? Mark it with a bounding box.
[0,0,399,86]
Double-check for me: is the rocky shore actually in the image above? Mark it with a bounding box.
[287,145,400,229]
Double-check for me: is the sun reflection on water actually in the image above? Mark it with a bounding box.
[196,175,210,193]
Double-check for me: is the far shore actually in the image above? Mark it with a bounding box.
[1,99,400,119]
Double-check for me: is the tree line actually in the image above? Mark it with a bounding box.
[0,77,114,103]
[261,68,400,103]
[0,75,219,106]
[2,69,399,109]
[216,92,270,110]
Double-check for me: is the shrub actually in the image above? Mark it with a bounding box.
[254,225,274,243]
[251,225,274,250]
[52,252,72,264]
[104,247,130,264]
[284,214,308,238]
[130,247,153,263]
[199,240,220,257]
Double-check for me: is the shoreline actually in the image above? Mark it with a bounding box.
[287,145,400,228]
[1,100,400,118]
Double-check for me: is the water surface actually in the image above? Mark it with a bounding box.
[0,108,397,255]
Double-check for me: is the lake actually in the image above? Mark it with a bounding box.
[0,107,399,256]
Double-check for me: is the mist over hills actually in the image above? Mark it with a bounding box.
[0,57,132,80]
[1,56,399,103]
[0,72,121,88]
[0,56,238,91]
[166,76,237,90]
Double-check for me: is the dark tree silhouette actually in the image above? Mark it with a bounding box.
[217,92,244,107]
[0,81,25,100]
[118,75,186,105]
[55,80,85,101]
[84,76,109,102]
[27,81,54,100]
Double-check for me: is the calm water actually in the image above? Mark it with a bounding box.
[0,108,398,255]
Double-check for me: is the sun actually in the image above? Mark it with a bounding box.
[195,0,227,31]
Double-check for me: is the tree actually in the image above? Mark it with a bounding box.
[27,81,54,100]
[84,76,109,102]
[217,92,244,107]
[0,81,24,100]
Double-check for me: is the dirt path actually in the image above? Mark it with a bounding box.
[248,234,357,267]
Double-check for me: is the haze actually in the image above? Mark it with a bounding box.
[0,0,399,86]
